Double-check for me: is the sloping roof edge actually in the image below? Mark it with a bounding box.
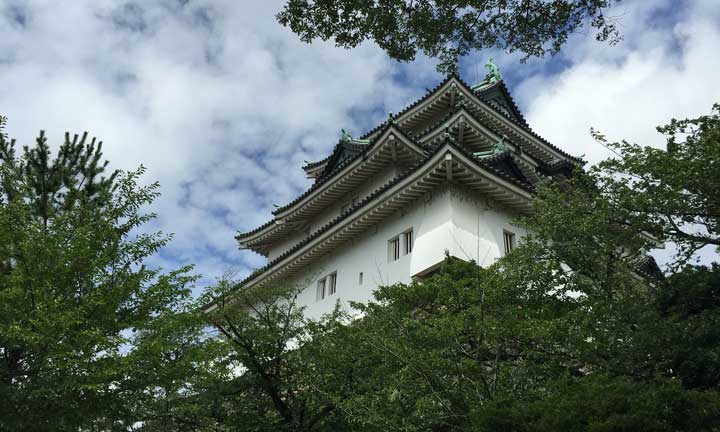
[228,140,534,297]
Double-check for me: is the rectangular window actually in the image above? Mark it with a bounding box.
[328,272,337,295]
[503,230,516,255]
[389,237,400,262]
[359,272,364,285]
[316,278,326,301]
[403,229,413,255]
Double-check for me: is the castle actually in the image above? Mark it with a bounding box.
[234,64,581,319]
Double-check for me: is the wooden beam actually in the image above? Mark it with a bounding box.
[445,153,453,181]
[457,119,465,147]
[390,135,397,163]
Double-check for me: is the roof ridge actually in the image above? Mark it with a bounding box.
[270,122,419,216]
[232,141,536,293]
[358,75,456,141]
[232,147,434,292]
[474,81,529,127]
[239,75,581,240]
[473,81,583,163]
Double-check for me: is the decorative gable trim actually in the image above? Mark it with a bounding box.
[474,80,529,127]
[272,124,425,218]
[236,124,425,251]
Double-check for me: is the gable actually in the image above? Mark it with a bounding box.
[482,153,533,188]
[475,82,529,127]
[238,75,584,258]
[316,139,373,181]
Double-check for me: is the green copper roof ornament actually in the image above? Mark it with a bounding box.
[493,136,507,152]
[473,137,507,158]
[341,128,370,144]
[485,58,502,84]
[471,58,503,90]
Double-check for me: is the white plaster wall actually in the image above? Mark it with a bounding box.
[279,184,523,321]
[447,187,527,267]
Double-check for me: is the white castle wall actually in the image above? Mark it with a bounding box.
[280,184,525,321]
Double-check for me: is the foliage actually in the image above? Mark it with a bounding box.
[0,117,219,431]
[0,117,118,224]
[200,276,354,431]
[477,374,720,432]
[276,0,622,72]
[205,253,719,431]
[118,304,234,431]
[2,98,716,431]
[201,104,720,430]
[655,263,720,391]
[591,103,720,266]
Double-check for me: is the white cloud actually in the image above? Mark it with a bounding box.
[511,0,720,267]
[1,0,717,288]
[0,0,432,289]
[516,0,720,163]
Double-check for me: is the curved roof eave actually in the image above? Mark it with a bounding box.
[228,141,534,294]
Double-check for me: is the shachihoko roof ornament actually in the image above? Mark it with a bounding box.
[471,58,503,91]
[485,58,502,83]
[341,128,370,144]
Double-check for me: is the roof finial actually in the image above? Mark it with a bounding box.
[473,136,508,158]
[341,128,371,145]
[494,136,507,152]
[485,58,502,84]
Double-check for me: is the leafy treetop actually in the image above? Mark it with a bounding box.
[277,0,622,73]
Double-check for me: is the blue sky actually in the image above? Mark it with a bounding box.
[1,0,719,293]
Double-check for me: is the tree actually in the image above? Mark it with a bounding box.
[503,105,720,392]
[0,117,215,431]
[200,276,354,432]
[655,264,720,391]
[198,104,720,430]
[276,0,622,72]
[591,104,720,267]
[476,374,720,431]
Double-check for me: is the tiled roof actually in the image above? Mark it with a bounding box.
[413,107,461,143]
[317,140,369,180]
[237,123,415,241]
[232,140,536,293]
[234,218,276,241]
[537,158,579,177]
[466,149,536,192]
[302,156,330,170]
[235,150,432,289]
[358,74,458,141]
[471,80,583,163]
[269,123,416,217]
[238,75,581,241]
[475,81,529,127]
[478,151,535,190]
